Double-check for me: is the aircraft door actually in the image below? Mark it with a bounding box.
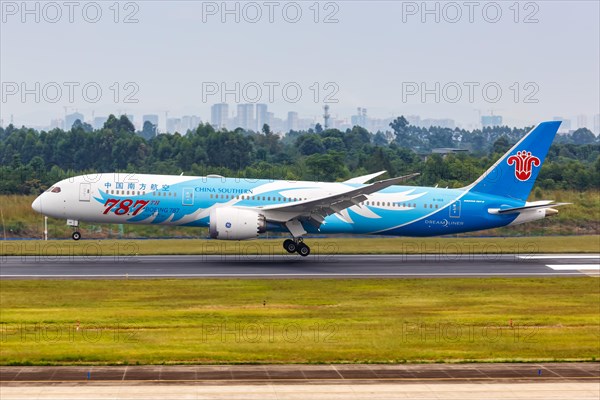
[79,183,91,202]
[449,200,461,218]
[182,188,194,206]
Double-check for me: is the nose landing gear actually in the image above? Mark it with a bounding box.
[283,238,310,257]
[67,219,81,240]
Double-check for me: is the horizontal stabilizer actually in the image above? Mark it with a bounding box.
[489,201,571,215]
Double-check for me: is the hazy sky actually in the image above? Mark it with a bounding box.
[1,0,599,129]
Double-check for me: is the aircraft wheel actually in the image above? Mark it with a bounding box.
[297,243,310,257]
[72,231,81,241]
[283,239,296,253]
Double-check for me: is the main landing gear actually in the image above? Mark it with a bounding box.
[72,231,81,241]
[283,238,310,257]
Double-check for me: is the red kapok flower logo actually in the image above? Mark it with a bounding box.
[507,150,541,181]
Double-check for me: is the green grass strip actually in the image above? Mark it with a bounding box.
[1,278,598,365]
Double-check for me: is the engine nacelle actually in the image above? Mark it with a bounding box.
[209,207,266,240]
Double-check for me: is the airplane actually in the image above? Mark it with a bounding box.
[31,121,568,256]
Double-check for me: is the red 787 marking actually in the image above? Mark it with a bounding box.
[102,198,148,216]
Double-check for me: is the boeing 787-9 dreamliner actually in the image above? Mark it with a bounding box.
[32,121,567,256]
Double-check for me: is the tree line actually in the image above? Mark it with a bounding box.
[0,114,598,195]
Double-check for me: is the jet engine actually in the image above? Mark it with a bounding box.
[209,207,267,240]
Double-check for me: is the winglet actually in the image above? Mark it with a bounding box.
[344,170,387,184]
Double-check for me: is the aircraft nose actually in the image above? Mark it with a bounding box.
[32,195,42,214]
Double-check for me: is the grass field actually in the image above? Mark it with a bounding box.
[1,235,598,256]
[0,278,598,365]
[1,190,598,239]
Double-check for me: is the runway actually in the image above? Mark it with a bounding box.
[1,254,598,279]
[2,363,598,385]
[2,364,599,400]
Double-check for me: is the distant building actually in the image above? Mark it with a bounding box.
[481,115,503,128]
[421,118,456,129]
[351,107,368,128]
[211,103,228,129]
[50,119,63,129]
[166,118,181,133]
[93,116,108,129]
[287,111,299,132]
[576,114,587,129]
[593,114,600,135]
[404,115,455,130]
[236,104,254,130]
[422,148,469,161]
[269,115,285,134]
[191,115,202,130]
[553,116,571,133]
[65,112,84,130]
[180,115,201,132]
[432,148,469,155]
[256,104,268,132]
[143,114,159,129]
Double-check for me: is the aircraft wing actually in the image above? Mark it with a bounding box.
[259,173,419,228]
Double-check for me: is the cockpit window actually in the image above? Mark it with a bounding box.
[50,187,61,193]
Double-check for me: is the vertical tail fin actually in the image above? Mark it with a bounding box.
[466,121,561,201]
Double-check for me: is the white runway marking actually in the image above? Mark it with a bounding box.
[546,264,600,271]
[520,255,599,259]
